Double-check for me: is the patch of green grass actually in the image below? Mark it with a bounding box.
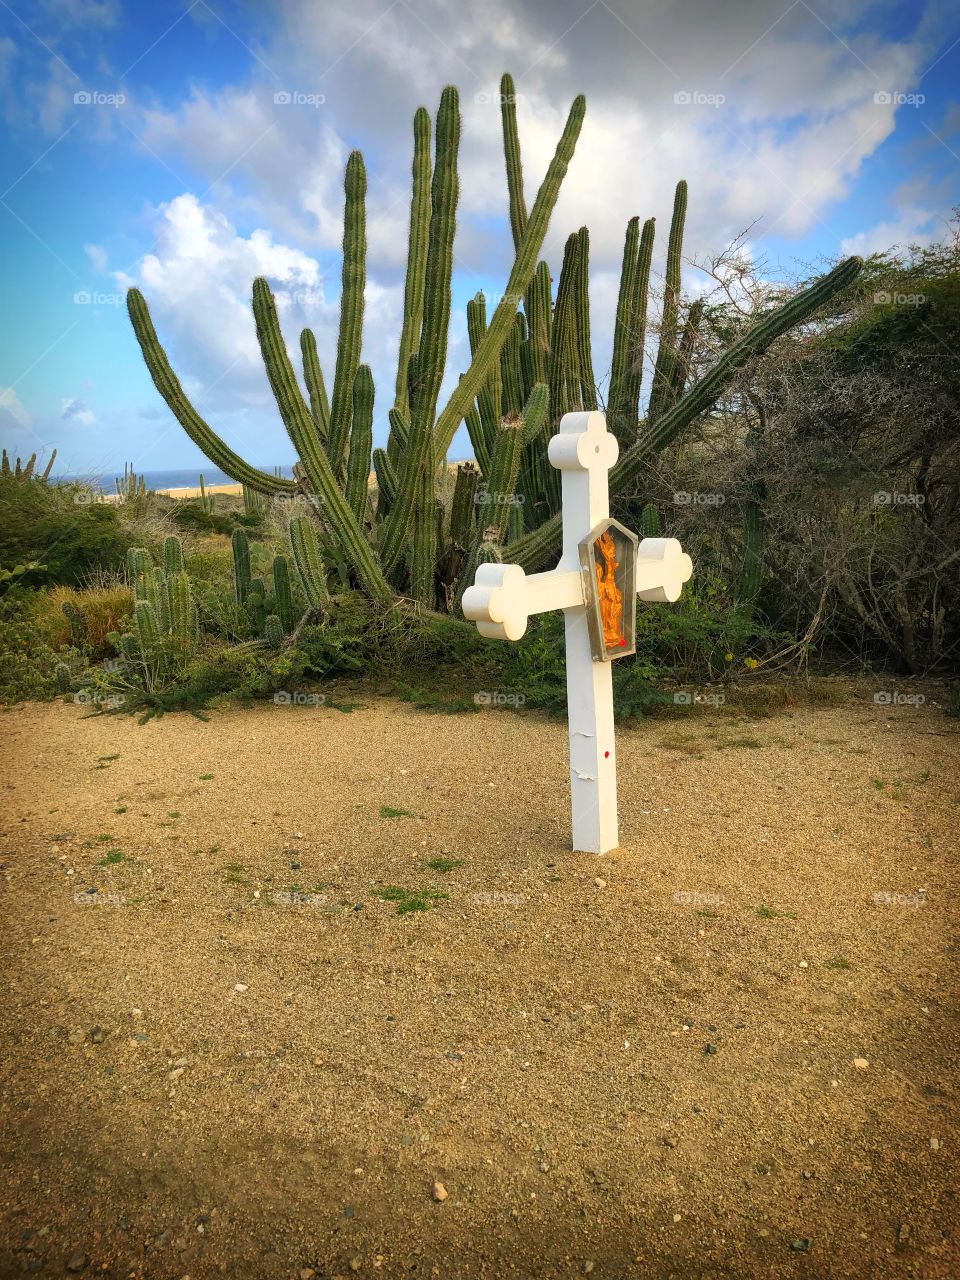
[696,908,719,918]
[98,849,124,865]
[222,863,247,886]
[376,885,448,915]
[380,805,415,819]
[97,754,120,762]
[114,806,127,815]
[720,736,763,750]
[756,903,797,920]
[95,834,114,843]
[167,810,181,819]
[427,857,463,873]
[199,773,214,781]
[328,700,364,713]
[825,955,853,970]
[872,778,885,790]
[394,683,481,715]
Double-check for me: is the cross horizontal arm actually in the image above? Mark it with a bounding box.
[525,569,584,615]
[461,564,583,642]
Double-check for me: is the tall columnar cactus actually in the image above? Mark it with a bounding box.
[127,73,860,618]
[163,535,184,577]
[242,484,264,518]
[1,448,56,483]
[272,554,296,632]
[116,462,146,501]
[345,364,374,520]
[198,474,216,514]
[647,179,688,424]
[288,515,328,612]
[231,529,252,605]
[326,151,367,481]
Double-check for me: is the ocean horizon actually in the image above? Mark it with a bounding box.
[54,466,297,492]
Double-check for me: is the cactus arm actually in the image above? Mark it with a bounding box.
[409,464,438,605]
[608,216,654,442]
[550,233,582,424]
[251,278,392,602]
[500,312,525,416]
[508,255,864,571]
[231,529,252,605]
[433,92,586,458]
[272,554,296,631]
[326,151,367,478]
[377,85,461,576]
[574,227,597,410]
[626,217,655,426]
[167,571,195,650]
[163,535,185,577]
[640,503,661,537]
[300,329,330,441]
[518,382,549,448]
[449,462,479,546]
[607,216,639,436]
[647,180,688,423]
[525,259,552,389]
[464,400,491,477]
[372,447,398,512]
[500,72,527,251]
[41,448,56,482]
[125,289,295,495]
[394,106,432,417]
[345,364,374,519]
[467,293,502,450]
[289,515,329,611]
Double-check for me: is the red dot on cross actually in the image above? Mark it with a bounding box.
[604,750,610,758]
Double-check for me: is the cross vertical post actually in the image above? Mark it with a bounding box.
[548,411,620,853]
[462,410,692,855]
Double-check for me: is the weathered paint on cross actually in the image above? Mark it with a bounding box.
[462,410,693,854]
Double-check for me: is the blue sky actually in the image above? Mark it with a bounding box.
[0,0,957,479]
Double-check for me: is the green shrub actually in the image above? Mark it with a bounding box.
[0,479,129,587]
[0,595,84,702]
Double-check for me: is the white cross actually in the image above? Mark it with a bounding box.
[462,410,693,853]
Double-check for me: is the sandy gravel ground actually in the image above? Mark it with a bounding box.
[0,694,957,1279]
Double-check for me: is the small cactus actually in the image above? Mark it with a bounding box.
[198,474,216,514]
[60,600,87,645]
[55,662,72,693]
[242,484,264,518]
[264,614,284,646]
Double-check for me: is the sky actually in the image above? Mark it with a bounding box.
[0,0,957,479]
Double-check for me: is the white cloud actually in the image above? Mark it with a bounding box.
[60,398,95,426]
[0,387,32,427]
[840,208,944,257]
[84,243,108,272]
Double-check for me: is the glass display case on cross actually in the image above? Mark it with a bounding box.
[578,518,638,662]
